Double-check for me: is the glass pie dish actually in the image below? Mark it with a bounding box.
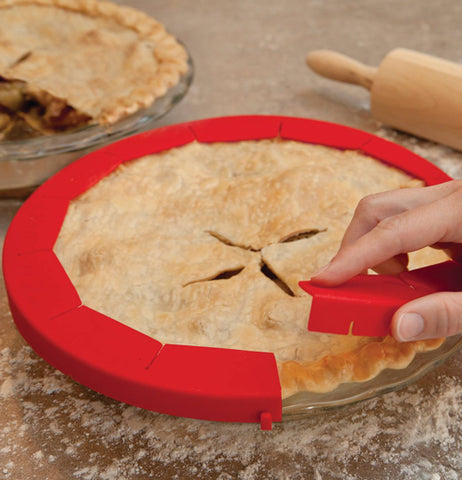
[3,115,460,428]
[282,333,462,419]
[0,53,193,196]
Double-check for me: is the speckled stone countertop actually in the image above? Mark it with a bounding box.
[1,1,462,479]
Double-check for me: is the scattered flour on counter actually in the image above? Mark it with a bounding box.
[1,375,13,398]
[32,450,44,460]
[1,345,462,480]
[375,127,462,180]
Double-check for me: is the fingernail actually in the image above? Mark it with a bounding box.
[311,262,331,278]
[397,312,424,341]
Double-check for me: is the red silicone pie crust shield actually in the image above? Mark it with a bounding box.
[2,116,452,428]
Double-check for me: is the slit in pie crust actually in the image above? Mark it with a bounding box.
[0,0,188,140]
[53,139,447,399]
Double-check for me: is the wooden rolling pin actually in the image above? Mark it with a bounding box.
[306,49,462,150]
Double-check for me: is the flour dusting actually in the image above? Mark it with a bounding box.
[376,127,462,180]
[1,345,462,479]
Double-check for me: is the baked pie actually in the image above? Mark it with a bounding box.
[0,0,188,140]
[53,139,446,399]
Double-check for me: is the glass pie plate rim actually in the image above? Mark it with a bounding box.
[282,333,462,419]
[0,46,193,192]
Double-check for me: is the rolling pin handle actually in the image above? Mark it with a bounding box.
[306,50,377,91]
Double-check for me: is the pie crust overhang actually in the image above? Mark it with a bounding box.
[0,0,188,139]
[53,139,446,399]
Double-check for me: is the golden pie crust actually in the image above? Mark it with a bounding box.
[0,0,188,138]
[53,139,446,399]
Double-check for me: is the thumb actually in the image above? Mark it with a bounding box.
[391,292,462,342]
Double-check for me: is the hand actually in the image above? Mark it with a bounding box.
[311,179,462,342]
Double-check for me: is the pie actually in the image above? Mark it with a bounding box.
[53,139,446,399]
[0,0,188,140]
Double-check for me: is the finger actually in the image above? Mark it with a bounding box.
[340,180,461,250]
[391,291,462,341]
[341,189,418,249]
[312,192,460,285]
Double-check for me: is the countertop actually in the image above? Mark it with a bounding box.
[2,1,462,479]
